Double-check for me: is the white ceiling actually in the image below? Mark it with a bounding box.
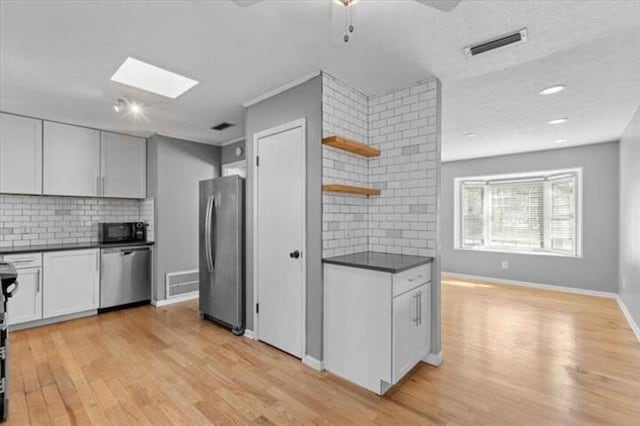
[1,0,639,160]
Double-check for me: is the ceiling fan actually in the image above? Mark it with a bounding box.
[231,0,462,43]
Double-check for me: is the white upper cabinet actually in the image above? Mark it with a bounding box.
[0,113,43,194]
[100,131,146,198]
[3,116,147,198]
[43,121,101,196]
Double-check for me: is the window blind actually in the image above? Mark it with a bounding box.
[489,182,544,249]
[462,185,484,246]
[550,178,575,253]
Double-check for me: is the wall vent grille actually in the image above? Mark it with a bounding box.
[166,270,199,298]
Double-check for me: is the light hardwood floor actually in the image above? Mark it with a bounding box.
[7,276,640,425]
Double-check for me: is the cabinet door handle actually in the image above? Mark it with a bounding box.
[418,291,422,325]
[414,293,419,326]
[36,269,41,293]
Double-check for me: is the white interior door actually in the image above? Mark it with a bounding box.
[256,120,305,358]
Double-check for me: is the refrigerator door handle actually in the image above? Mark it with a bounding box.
[205,195,214,272]
[210,197,217,270]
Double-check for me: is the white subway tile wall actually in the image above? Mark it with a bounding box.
[322,73,370,257]
[0,195,153,248]
[368,80,439,257]
[322,72,440,258]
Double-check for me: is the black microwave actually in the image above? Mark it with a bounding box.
[99,222,147,244]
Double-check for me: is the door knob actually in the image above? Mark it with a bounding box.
[289,250,301,259]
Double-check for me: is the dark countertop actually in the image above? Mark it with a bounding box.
[0,241,154,255]
[323,251,433,273]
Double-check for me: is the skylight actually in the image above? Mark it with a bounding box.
[110,57,198,99]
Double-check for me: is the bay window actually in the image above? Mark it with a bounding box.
[454,168,582,256]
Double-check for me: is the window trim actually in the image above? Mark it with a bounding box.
[453,168,583,258]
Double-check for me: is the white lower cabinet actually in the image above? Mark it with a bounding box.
[324,262,433,395]
[1,253,43,326]
[8,267,42,325]
[42,249,99,318]
[2,249,99,328]
[392,283,431,383]
[393,288,418,381]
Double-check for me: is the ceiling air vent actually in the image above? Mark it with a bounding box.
[211,122,235,131]
[464,28,528,57]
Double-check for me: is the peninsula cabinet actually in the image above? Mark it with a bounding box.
[100,131,146,198]
[324,261,432,395]
[0,113,43,194]
[43,121,101,196]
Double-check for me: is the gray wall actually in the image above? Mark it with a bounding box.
[442,142,619,292]
[147,134,221,300]
[245,75,323,359]
[221,140,246,165]
[619,105,640,331]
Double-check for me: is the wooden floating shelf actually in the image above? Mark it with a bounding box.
[322,136,381,158]
[323,184,381,197]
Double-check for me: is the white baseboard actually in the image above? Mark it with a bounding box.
[243,329,255,340]
[152,292,199,307]
[423,351,443,366]
[302,355,325,372]
[616,296,640,343]
[443,272,617,299]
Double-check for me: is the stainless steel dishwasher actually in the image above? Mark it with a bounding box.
[100,245,151,311]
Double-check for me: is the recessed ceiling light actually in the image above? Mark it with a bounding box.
[110,57,198,99]
[465,132,476,138]
[554,139,568,143]
[540,84,566,95]
[548,118,568,125]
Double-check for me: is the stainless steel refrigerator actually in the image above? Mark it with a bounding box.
[199,175,245,335]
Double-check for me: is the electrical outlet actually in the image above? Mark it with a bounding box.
[501,261,509,270]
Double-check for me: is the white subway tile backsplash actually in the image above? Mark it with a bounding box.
[0,194,154,248]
